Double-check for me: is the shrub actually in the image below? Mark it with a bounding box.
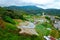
[45,16,50,20]
[2,16,16,24]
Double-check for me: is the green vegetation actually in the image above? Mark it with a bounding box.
[0,6,60,40]
[0,7,41,40]
[0,25,40,40]
[2,16,16,24]
[45,16,50,20]
[36,22,60,39]
[55,16,60,20]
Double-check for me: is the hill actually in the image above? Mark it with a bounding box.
[5,6,44,15]
[0,6,60,40]
[45,9,60,16]
[5,6,60,16]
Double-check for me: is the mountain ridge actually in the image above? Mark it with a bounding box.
[5,6,60,15]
